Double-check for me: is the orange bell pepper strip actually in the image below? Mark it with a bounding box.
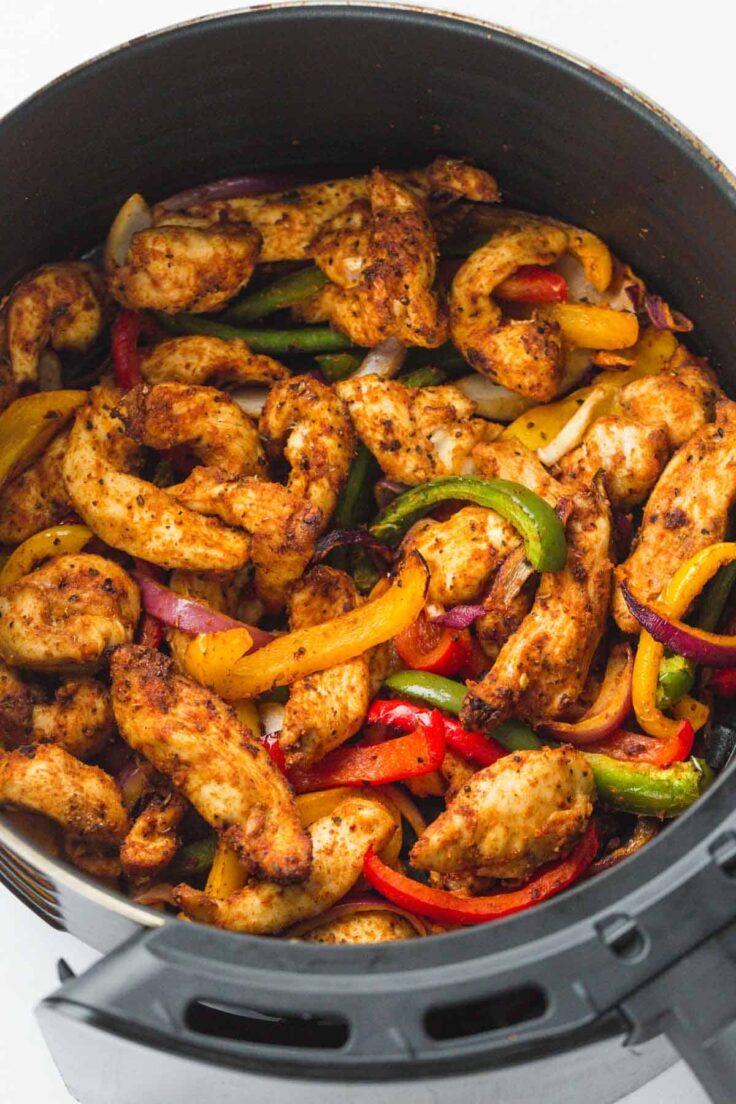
[0,390,86,492]
[394,611,473,677]
[496,265,568,304]
[0,523,92,589]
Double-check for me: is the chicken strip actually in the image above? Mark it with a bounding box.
[110,645,311,883]
[0,430,73,544]
[278,567,377,769]
[336,376,498,485]
[613,399,736,633]
[160,158,500,263]
[168,375,354,609]
[4,262,107,385]
[557,415,669,509]
[0,553,140,672]
[117,382,265,477]
[411,746,594,880]
[120,789,188,882]
[63,386,251,571]
[139,335,288,387]
[0,657,36,744]
[472,438,567,506]
[175,795,395,933]
[461,480,612,730]
[300,910,417,943]
[475,546,538,659]
[30,678,114,760]
[0,742,129,847]
[618,352,721,448]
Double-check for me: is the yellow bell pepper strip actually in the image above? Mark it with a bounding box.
[0,523,93,589]
[536,303,639,350]
[672,695,710,733]
[178,628,255,689]
[212,551,429,700]
[0,390,86,493]
[372,477,567,573]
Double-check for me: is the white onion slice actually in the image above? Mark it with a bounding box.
[354,337,406,379]
[37,349,63,391]
[231,387,269,418]
[104,193,153,269]
[259,701,284,737]
[537,386,606,466]
[455,374,534,422]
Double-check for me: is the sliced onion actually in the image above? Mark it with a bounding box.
[374,479,410,510]
[132,882,178,907]
[543,643,633,744]
[284,895,429,939]
[353,337,406,379]
[312,528,395,567]
[104,193,153,268]
[375,784,428,838]
[537,386,607,466]
[136,575,274,649]
[622,582,736,666]
[259,701,284,738]
[157,172,319,211]
[230,387,269,418]
[644,293,693,333]
[432,604,485,629]
[116,757,150,810]
[455,374,534,422]
[584,817,658,878]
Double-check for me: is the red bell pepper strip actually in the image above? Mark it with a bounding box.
[262,732,287,771]
[367,698,505,767]
[394,611,473,678]
[288,710,446,793]
[111,309,143,390]
[585,719,694,768]
[711,668,736,696]
[495,265,569,304]
[363,823,598,925]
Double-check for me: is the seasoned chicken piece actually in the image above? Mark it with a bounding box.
[174,795,395,933]
[0,742,129,847]
[308,199,372,287]
[0,430,73,544]
[336,376,498,485]
[116,382,265,477]
[139,335,288,387]
[0,657,36,744]
[169,375,354,609]
[618,355,721,448]
[613,399,736,633]
[162,158,500,263]
[63,387,251,571]
[120,789,188,882]
[557,415,669,509]
[30,678,113,760]
[403,507,519,607]
[300,910,417,943]
[278,567,375,768]
[472,438,567,506]
[298,171,448,348]
[411,746,594,880]
[441,748,477,801]
[107,219,261,313]
[4,262,107,385]
[461,481,612,730]
[110,645,311,883]
[476,546,537,659]
[0,554,139,672]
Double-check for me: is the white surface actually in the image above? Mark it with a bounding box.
[0,2,731,1101]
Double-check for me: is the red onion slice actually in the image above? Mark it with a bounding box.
[543,643,633,743]
[157,172,320,211]
[136,575,274,649]
[431,604,485,629]
[284,895,429,939]
[644,293,693,333]
[374,479,410,510]
[312,528,395,567]
[622,582,736,667]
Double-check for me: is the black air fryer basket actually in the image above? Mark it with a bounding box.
[1,7,736,1103]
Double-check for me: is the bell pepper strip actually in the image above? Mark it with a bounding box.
[363,822,598,925]
[169,834,218,879]
[288,710,446,793]
[584,754,711,818]
[383,669,467,715]
[711,669,736,696]
[111,309,143,389]
[156,312,353,355]
[585,719,694,768]
[536,303,639,350]
[372,477,567,573]
[0,390,86,493]
[316,352,363,382]
[177,628,255,690]
[672,696,710,733]
[490,719,545,751]
[394,612,473,678]
[222,265,330,324]
[656,654,695,711]
[397,365,447,388]
[697,561,736,632]
[0,523,92,589]
[212,551,429,700]
[495,265,569,304]
[367,699,505,767]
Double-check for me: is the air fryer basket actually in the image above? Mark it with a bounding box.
[2,7,736,1103]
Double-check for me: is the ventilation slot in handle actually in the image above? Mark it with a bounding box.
[425,984,547,1041]
[186,999,349,1049]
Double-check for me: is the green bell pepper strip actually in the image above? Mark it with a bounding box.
[328,442,380,575]
[372,476,567,572]
[656,653,696,711]
[397,365,447,388]
[156,312,353,355]
[697,561,736,632]
[222,265,329,324]
[316,352,363,382]
[384,670,467,714]
[169,833,217,878]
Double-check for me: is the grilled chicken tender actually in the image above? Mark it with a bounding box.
[117,382,266,477]
[63,387,251,571]
[557,415,669,509]
[336,376,498,485]
[0,553,139,672]
[120,789,188,882]
[278,567,382,769]
[298,171,448,348]
[300,910,417,943]
[139,335,289,387]
[613,399,736,633]
[462,480,612,730]
[30,678,113,760]
[161,158,500,263]
[107,218,261,313]
[0,742,129,847]
[472,437,567,506]
[110,645,311,883]
[4,262,106,385]
[169,375,354,609]
[618,353,721,448]
[0,657,37,743]
[0,429,72,544]
[411,746,595,880]
[175,796,395,933]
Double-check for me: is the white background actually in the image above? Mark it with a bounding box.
[0,2,731,1102]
